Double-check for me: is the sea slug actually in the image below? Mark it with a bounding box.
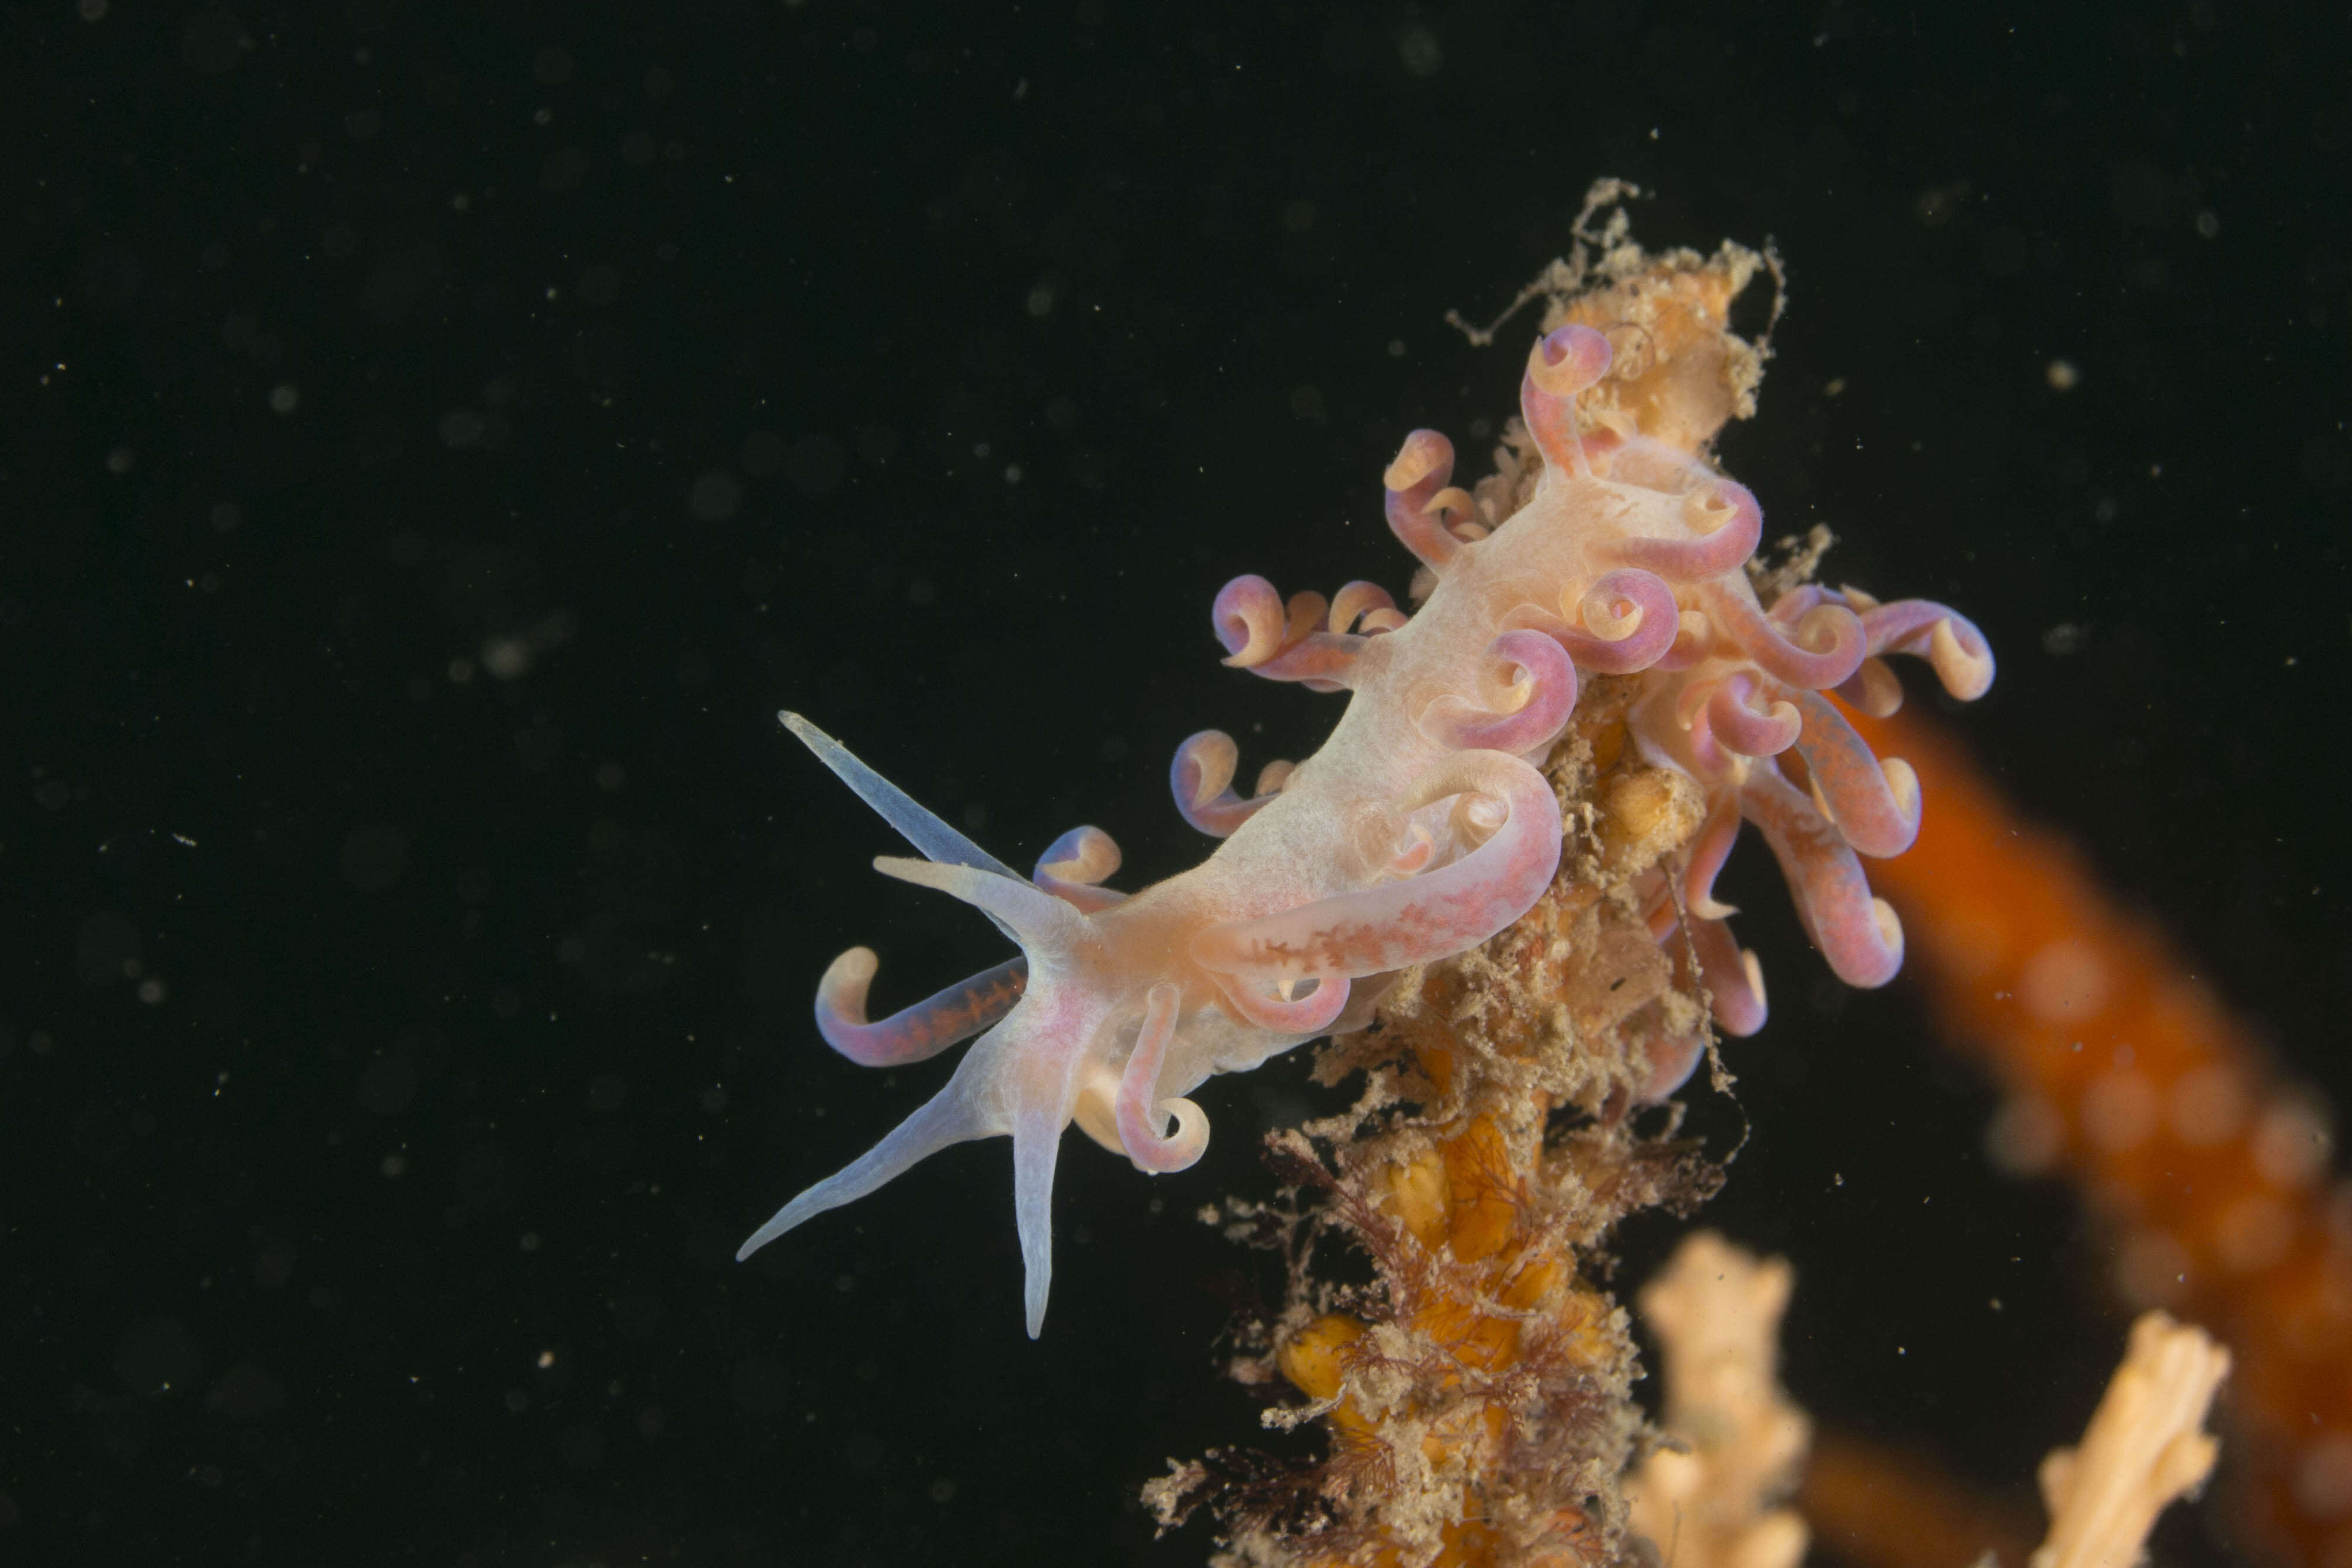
[738,322,1992,1336]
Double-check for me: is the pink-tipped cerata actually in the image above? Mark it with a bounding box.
[1607,480,1764,583]
[1686,912,1769,1036]
[1329,580,1401,634]
[1529,323,1613,397]
[1658,609,1718,671]
[1033,825,1127,912]
[1382,429,1465,572]
[1700,581,1869,691]
[1705,671,1803,759]
[1740,771,1905,988]
[1205,970,1356,1035]
[1114,984,1208,1173]
[815,947,1030,1068]
[1835,656,1907,718]
[1170,729,1278,837]
[1681,795,1743,921]
[1773,684,1922,859]
[1567,569,1683,672]
[1858,597,1997,700]
[1213,574,1288,667]
[1767,586,1996,713]
[1249,631,1365,690]
[1415,630,1578,755]
[1635,1025,1709,1102]
[1519,325,1613,479]
[1508,569,1682,674]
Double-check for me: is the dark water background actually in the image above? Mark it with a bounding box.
[6,4,2348,1564]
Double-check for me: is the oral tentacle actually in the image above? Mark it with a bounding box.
[736,1032,1008,1264]
[1012,1072,1071,1340]
[780,711,1028,942]
[873,855,1090,950]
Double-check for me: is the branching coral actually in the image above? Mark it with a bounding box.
[1623,1236,2223,1568]
[1622,1233,1809,1568]
[2033,1312,2230,1568]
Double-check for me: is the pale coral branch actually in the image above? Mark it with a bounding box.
[2031,1312,2230,1568]
[1625,1231,1810,1568]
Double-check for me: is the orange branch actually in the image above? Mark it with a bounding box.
[1850,706,2352,1566]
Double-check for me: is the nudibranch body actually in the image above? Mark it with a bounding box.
[740,325,1992,1335]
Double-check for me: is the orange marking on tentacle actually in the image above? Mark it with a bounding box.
[814,948,1030,1066]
